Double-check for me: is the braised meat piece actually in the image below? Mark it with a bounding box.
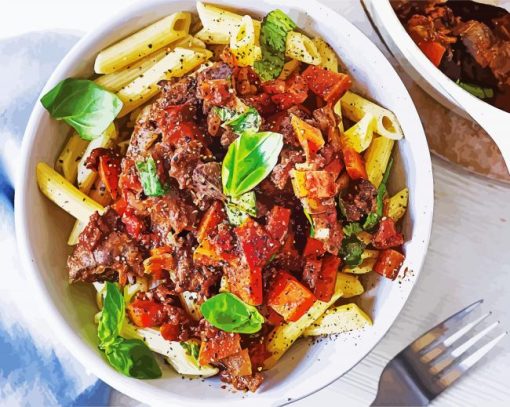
[192,162,224,207]
[68,208,145,283]
[270,148,304,190]
[340,179,378,222]
[219,369,264,392]
[158,76,199,107]
[169,138,203,189]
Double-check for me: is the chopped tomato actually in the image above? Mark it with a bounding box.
[291,115,325,161]
[267,271,316,322]
[324,156,344,179]
[160,322,180,341]
[198,331,241,366]
[373,217,404,249]
[265,206,291,244]
[418,41,446,67]
[327,126,343,152]
[374,249,405,280]
[235,218,280,270]
[262,79,286,94]
[112,198,127,216]
[270,74,309,111]
[127,299,166,328]
[302,65,352,104]
[305,171,337,198]
[150,246,173,256]
[121,211,145,239]
[315,255,340,301]
[222,349,252,376]
[342,146,368,180]
[243,92,276,116]
[197,201,225,242]
[303,237,326,257]
[225,261,263,306]
[143,253,174,280]
[265,306,285,326]
[193,238,234,267]
[98,154,121,200]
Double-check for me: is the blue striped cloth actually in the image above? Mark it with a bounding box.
[0,32,113,406]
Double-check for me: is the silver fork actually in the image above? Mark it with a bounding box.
[372,300,507,406]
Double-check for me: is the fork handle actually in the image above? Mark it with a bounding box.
[371,360,430,406]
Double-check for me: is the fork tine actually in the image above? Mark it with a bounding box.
[437,331,507,389]
[429,321,500,375]
[410,300,483,352]
[420,312,491,363]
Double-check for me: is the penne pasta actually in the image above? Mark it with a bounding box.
[364,135,395,188]
[341,91,404,140]
[117,47,212,117]
[230,15,261,67]
[67,219,86,246]
[263,273,344,369]
[195,2,260,45]
[77,123,118,194]
[387,187,409,222]
[54,132,89,183]
[335,273,365,298]
[312,37,338,72]
[342,112,377,153]
[303,303,372,336]
[36,163,104,223]
[278,59,301,80]
[94,12,191,74]
[94,47,170,92]
[342,255,378,275]
[285,31,321,65]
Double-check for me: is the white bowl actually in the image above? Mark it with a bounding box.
[14,1,434,405]
[364,0,510,120]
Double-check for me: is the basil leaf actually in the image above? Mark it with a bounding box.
[363,158,394,230]
[40,78,122,140]
[98,282,125,348]
[180,341,200,366]
[254,10,297,81]
[136,157,167,196]
[200,292,264,334]
[343,222,362,237]
[214,107,237,122]
[303,208,315,237]
[226,191,257,226]
[227,108,261,135]
[340,235,366,267]
[105,338,162,379]
[456,80,494,99]
[222,131,283,197]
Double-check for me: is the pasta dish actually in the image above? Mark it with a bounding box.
[36,2,408,391]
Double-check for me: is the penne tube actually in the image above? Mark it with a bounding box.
[36,163,104,223]
[303,303,372,336]
[77,123,118,194]
[285,31,321,65]
[263,273,344,369]
[341,91,404,140]
[230,15,261,67]
[278,59,301,80]
[387,187,409,222]
[54,132,89,183]
[117,47,212,117]
[364,135,395,188]
[67,219,86,246]
[312,37,338,72]
[94,12,191,74]
[342,112,377,153]
[195,2,260,45]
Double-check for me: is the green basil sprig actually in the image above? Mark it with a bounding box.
[225,191,257,226]
[363,158,394,230]
[339,235,366,267]
[343,222,362,237]
[136,157,167,197]
[98,282,161,379]
[180,341,200,366]
[303,208,315,237]
[40,78,122,140]
[222,131,283,198]
[200,292,264,334]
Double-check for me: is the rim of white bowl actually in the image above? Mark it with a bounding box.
[14,1,434,405]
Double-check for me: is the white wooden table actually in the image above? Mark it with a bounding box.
[2,1,509,405]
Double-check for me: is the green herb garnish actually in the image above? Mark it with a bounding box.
[98,283,161,379]
[200,292,264,334]
[40,78,122,140]
[363,158,393,230]
[136,157,167,197]
[214,107,261,135]
[339,235,366,267]
[225,191,257,226]
[456,80,494,100]
[254,10,297,81]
